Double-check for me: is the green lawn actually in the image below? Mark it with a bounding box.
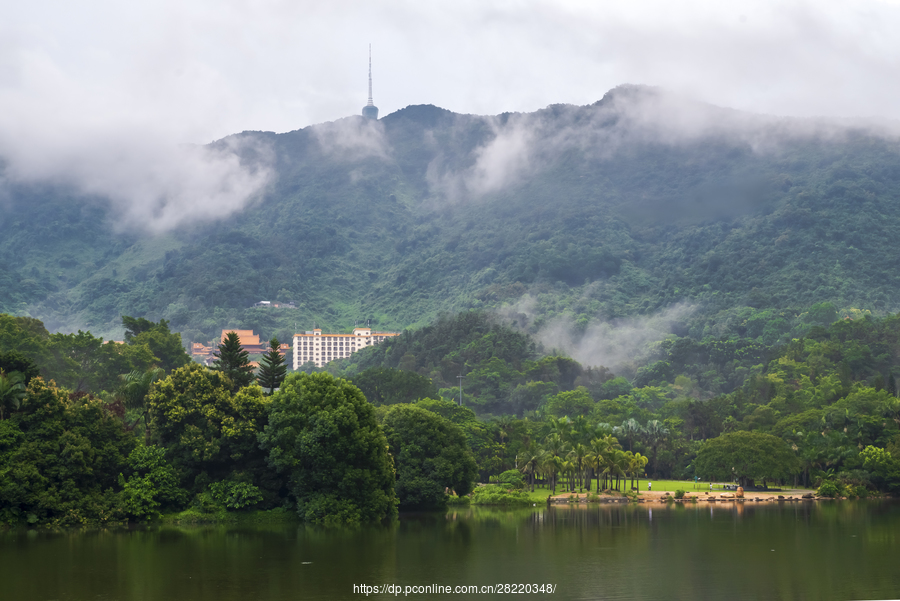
[510,479,811,498]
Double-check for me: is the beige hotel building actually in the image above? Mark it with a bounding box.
[293,327,399,369]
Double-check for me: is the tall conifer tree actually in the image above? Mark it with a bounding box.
[257,337,287,394]
[213,331,254,391]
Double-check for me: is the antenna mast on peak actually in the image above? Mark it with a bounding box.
[367,44,374,107]
[362,44,379,119]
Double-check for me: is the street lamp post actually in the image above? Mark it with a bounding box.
[457,375,465,406]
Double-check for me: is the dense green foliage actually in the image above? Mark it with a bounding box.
[0,314,183,392]
[6,87,900,352]
[122,317,191,372]
[694,431,799,487]
[0,379,135,526]
[351,311,601,415]
[147,363,271,499]
[350,366,438,406]
[118,444,186,520]
[346,310,900,497]
[258,372,398,524]
[381,404,477,509]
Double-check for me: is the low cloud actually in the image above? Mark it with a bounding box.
[427,114,534,201]
[0,132,272,234]
[313,116,391,162]
[423,85,900,204]
[500,297,697,378]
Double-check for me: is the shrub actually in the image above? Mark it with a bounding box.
[118,445,186,520]
[446,495,471,507]
[209,479,264,510]
[470,484,531,506]
[674,489,685,499]
[817,480,845,498]
[497,469,526,490]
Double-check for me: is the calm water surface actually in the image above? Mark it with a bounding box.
[2,500,899,601]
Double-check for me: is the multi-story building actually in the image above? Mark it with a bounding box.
[293,327,399,369]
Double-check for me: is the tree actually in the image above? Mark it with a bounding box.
[257,338,287,395]
[120,367,165,442]
[519,441,544,493]
[543,387,594,418]
[694,431,799,488]
[147,363,270,494]
[588,434,620,491]
[381,404,477,509]
[122,316,190,373]
[258,372,397,524]
[0,370,26,420]
[47,331,157,393]
[628,452,649,491]
[0,377,136,525]
[212,331,255,391]
[0,352,40,386]
[0,315,52,370]
[118,444,186,520]
[860,445,900,492]
[568,442,589,491]
[644,419,670,476]
[351,366,438,406]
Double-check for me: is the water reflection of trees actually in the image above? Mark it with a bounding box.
[2,501,899,601]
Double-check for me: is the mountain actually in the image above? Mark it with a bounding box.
[2,85,900,354]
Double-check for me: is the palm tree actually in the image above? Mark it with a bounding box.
[587,437,612,493]
[590,434,621,491]
[616,418,645,453]
[495,415,515,445]
[560,458,576,492]
[570,415,591,445]
[610,449,630,491]
[545,415,574,443]
[644,420,669,476]
[629,452,649,491]
[542,433,568,494]
[541,454,564,494]
[120,367,165,442]
[0,370,26,420]
[569,442,589,492]
[520,442,545,493]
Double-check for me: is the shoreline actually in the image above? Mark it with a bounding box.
[548,487,833,504]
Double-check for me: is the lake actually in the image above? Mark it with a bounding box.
[2,500,899,600]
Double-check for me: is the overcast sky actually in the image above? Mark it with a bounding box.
[5,0,900,141]
[3,0,900,229]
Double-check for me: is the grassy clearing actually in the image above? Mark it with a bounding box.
[510,479,810,498]
[633,479,812,496]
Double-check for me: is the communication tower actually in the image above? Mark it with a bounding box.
[361,45,379,119]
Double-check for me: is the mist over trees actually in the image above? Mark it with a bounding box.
[4,87,900,352]
[2,305,900,526]
[4,88,900,523]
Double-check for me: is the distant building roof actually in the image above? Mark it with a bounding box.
[222,329,261,347]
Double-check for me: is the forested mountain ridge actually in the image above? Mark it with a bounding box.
[3,85,900,348]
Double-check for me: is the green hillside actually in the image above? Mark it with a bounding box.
[2,85,900,349]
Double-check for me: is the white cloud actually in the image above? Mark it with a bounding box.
[501,297,697,377]
[3,0,900,228]
[313,116,390,161]
[426,114,534,201]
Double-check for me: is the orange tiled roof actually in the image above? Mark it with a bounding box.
[222,329,261,347]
